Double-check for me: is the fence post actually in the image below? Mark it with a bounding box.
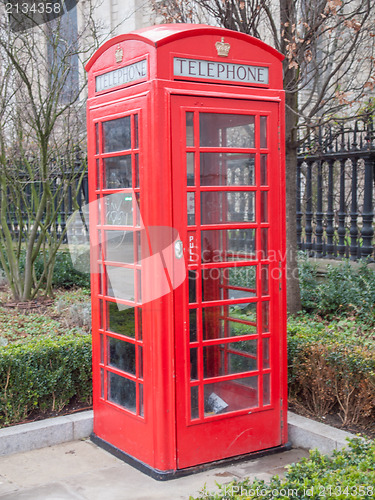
[305,161,313,255]
[315,161,324,257]
[349,158,359,260]
[326,158,335,258]
[361,154,374,260]
[296,161,302,250]
[337,159,346,258]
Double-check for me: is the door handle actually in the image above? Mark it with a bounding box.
[174,240,183,259]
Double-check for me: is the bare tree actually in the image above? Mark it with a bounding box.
[0,2,102,300]
[152,0,375,312]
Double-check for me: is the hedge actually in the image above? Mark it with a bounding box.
[191,438,375,499]
[0,334,92,427]
[288,315,375,426]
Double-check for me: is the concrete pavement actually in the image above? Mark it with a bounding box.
[0,410,358,499]
[0,439,309,499]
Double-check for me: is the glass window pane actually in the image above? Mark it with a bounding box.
[200,114,255,148]
[201,229,256,263]
[200,153,255,186]
[204,339,257,378]
[139,383,144,417]
[260,116,267,148]
[137,269,142,303]
[95,122,99,154]
[137,308,143,341]
[203,307,257,340]
[263,373,271,405]
[134,114,139,149]
[100,334,104,364]
[108,302,135,338]
[262,301,270,333]
[108,337,136,375]
[100,368,104,399]
[96,159,100,190]
[189,309,197,342]
[261,265,269,295]
[187,152,195,186]
[108,372,136,412]
[135,192,141,226]
[103,116,131,153]
[99,299,104,329]
[204,377,258,416]
[228,340,257,373]
[190,348,198,380]
[106,266,134,302]
[187,192,195,225]
[186,112,194,147]
[104,193,133,226]
[104,156,132,189]
[202,266,256,302]
[98,265,103,295]
[260,155,267,185]
[202,303,257,340]
[138,345,143,379]
[261,191,268,222]
[201,191,255,224]
[189,270,197,303]
[96,196,102,224]
[135,154,139,188]
[105,230,134,263]
[263,338,270,369]
[191,386,199,420]
[136,231,141,263]
[261,228,268,259]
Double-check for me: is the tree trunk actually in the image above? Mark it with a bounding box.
[280,0,302,313]
[285,135,302,313]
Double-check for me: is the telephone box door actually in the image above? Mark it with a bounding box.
[172,95,286,469]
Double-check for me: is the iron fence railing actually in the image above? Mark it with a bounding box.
[4,162,89,244]
[297,115,375,260]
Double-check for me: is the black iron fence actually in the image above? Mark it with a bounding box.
[297,116,375,260]
[5,166,89,244]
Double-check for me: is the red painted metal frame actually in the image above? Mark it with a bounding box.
[86,24,287,474]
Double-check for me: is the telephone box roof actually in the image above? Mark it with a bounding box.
[86,23,283,72]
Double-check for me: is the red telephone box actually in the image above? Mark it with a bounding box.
[85,24,288,479]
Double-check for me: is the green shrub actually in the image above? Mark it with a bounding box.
[1,250,90,290]
[288,315,375,425]
[0,334,92,427]
[298,257,375,324]
[191,438,375,499]
[51,252,90,289]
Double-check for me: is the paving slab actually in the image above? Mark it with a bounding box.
[0,439,309,500]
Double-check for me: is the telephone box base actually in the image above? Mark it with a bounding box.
[90,433,292,481]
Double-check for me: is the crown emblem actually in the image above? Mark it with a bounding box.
[215,37,230,57]
[115,45,123,64]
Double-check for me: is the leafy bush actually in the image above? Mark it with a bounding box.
[1,250,90,290]
[191,438,375,499]
[48,252,90,289]
[0,334,92,427]
[288,315,375,425]
[299,256,375,324]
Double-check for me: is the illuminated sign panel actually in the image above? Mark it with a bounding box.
[173,57,269,85]
[96,59,147,92]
